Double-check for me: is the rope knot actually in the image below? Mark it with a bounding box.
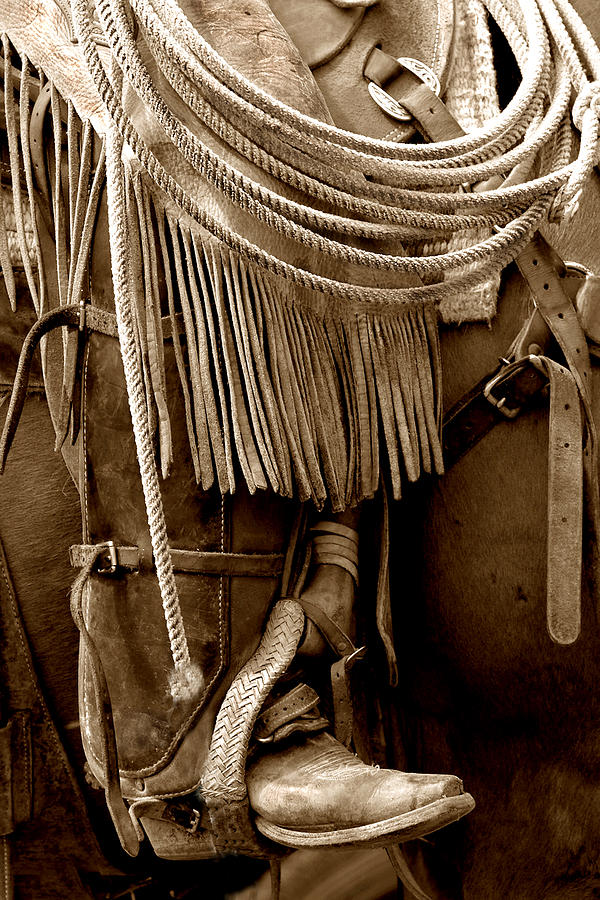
[572,81,600,132]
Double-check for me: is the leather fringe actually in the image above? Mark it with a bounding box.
[2,37,39,312]
[143,184,444,509]
[1,37,445,510]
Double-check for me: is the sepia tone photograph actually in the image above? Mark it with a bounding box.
[0,0,597,896]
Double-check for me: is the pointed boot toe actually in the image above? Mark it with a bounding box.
[247,732,474,850]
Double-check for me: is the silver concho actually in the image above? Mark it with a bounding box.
[367,57,441,122]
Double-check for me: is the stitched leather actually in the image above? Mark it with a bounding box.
[77,327,297,784]
[0,712,32,835]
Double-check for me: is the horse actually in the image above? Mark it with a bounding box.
[2,0,600,897]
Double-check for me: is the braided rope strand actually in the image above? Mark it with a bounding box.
[104,118,201,701]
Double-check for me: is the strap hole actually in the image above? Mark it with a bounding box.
[564,403,570,410]
[576,348,581,353]
[558,312,564,319]
[533,259,538,266]
[543,283,549,290]
[564,442,570,448]
[562,516,568,523]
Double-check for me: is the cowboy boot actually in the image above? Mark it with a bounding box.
[247,731,473,849]
[244,512,475,850]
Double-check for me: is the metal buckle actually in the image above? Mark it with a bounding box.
[367,57,440,122]
[97,540,119,575]
[483,356,543,419]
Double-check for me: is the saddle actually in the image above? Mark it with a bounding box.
[1,0,600,894]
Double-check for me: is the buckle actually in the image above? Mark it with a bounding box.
[97,540,119,575]
[367,57,441,122]
[483,356,544,419]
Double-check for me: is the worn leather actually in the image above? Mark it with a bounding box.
[1,0,462,854]
[268,0,372,70]
[80,331,297,787]
[311,0,455,138]
[0,533,114,896]
[247,731,470,830]
[442,355,549,470]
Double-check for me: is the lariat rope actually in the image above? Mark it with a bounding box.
[69,0,600,307]
[103,64,201,701]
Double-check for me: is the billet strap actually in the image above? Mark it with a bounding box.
[0,302,183,472]
[442,351,549,469]
[516,234,594,409]
[69,543,285,578]
[535,356,584,644]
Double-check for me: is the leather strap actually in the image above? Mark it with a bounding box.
[69,545,140,857]
[373,52,592,646]
[442,354,549,469]
[535,356,584,644]
[69,543,285,577]
[516,234,593,407]
[297,597,356,656]
[331,646,366,748]
[253,683,325,742]
[364,48,463,141]
[310,520,359,543]
[310,520,359,584]
[0,303,184,472]
[0,711,32,836]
